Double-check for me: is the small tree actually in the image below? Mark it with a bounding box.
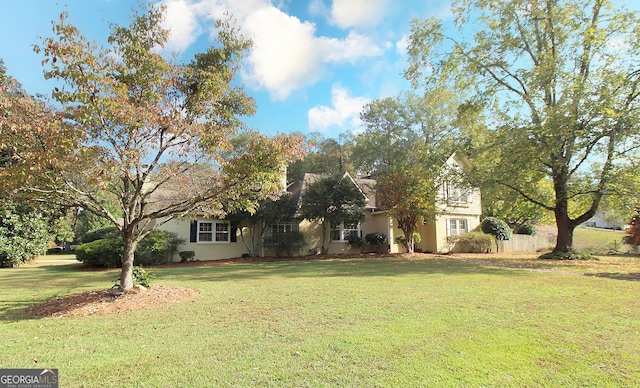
[377,168,437,254]
[226,193,298,257]
[481,217,512,252]
[299,174,366,254]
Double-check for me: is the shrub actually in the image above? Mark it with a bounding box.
[515,224,537,236]
[0,202,52,267]
[481,217,512,240]
[365,232,387,253]
[167,233,186,262]
[76,231,184,267]
[179,251,196,262]
[395,232,421,252]
[81,226,119,243]
[116,265,154,287]
[135,231,181,265]
[346,231,364,252]
[263,231,305,257]
[447,232,494,253]
[75,238,123,267]
[539,250,596,260]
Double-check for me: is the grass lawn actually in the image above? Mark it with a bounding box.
[2,254,639,387]
[573,227,632,254]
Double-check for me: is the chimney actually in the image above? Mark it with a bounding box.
[279,163,288,193]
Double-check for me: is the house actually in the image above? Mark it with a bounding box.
[157,152,482,260]
[581,210,625,230]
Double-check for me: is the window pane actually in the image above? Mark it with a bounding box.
[215,222,229,242]
[198,222,213,242]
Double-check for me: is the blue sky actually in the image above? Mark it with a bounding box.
[0,0,452,139]
[2,1,638,140]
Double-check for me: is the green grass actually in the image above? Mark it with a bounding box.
[574,227,632,254]
[2,255,640,387]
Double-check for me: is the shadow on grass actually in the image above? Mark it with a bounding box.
[1,256,528,321]
[0,263,117,321]
[586,272,640,281]
[151,255,530,284]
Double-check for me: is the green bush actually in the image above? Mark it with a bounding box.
[75,238,123,267]
[481,217,512,240]
[447,232,494,253]
[75,231,183,267]
[135,231,180,265]
[515,224,537,236]
[263,231,305,257]
[81,226,119,243]
[539,251,596,260]
[116,265,154,287]
[0,202,52,267]
[179,251,195,262]
[365,232,387,253]
[396,232,421,252]
[346,231,364,252]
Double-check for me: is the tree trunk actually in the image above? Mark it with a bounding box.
[120,232,137,290]
[554,214,575,254]
[400,223,415,254]
[321,221,329,254]
[552,171,576,254]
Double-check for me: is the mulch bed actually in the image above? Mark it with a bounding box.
[26,285,199,318]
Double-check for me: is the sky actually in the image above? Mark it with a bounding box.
[3,0,638,141]
[0,0,453,140]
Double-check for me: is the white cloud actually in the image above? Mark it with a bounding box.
[308,84,369,132]
[395,35,409,55]
[330,0,386,29]
[159,0,384,100]
[307,0,329,19]
[161,0,202,53]
[241,7,324,100]
[322,31,383,63]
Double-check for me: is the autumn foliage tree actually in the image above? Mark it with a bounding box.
[376,167,437,253]
[4,4,303,289]
[623,209,640,249]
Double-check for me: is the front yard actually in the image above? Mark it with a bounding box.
[1,253,639,387]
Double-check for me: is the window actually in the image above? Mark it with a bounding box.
[269,223,297,235]
[198,221,229,243]
[447,219,469,236]
[444,182,471,204]
[331,222,360,241]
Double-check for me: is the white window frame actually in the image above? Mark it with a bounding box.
[331,222,361,242]
[197,220,230,243]
[444,182,472,204]
[269,222,298,236]
[447,219,469,236]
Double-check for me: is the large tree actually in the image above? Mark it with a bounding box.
[351,91,459,253]
[299,174,366,254]
[407,0,640,257]
[3,5,302,289]
[287,133,353,182]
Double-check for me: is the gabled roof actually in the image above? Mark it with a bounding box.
[288,172,378,210]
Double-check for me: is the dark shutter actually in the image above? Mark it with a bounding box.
[230,223,238,242]
[190,220,197,242]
